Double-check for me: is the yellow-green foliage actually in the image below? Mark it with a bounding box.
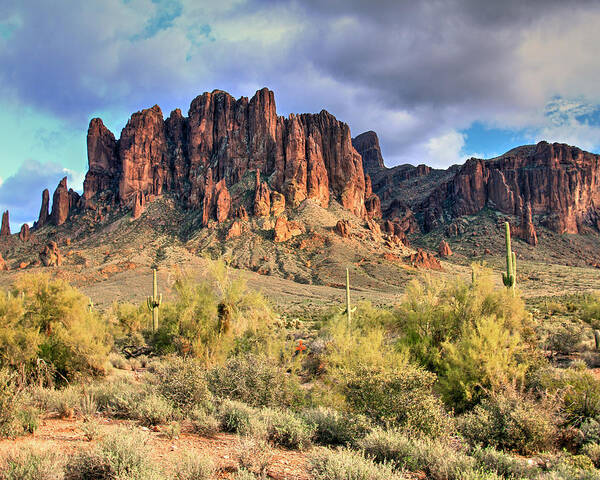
[109,302,148,335]
[319,302,401,375]
[0,274,111,381]
[394,267,535,411]
[156,261,276,365]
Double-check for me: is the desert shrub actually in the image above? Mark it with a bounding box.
[19,407,40,435]
[309,448,404,480]
[0,449,63,480]
[260,408,314,450]
[358,428,475,480]
[537,364,600,425]
[80,417,102,441]
[394,269,536,411]
[7,274,111,381]
[581,418,600,445]
[0,368,31,438]
[217,399,265,437]
[134,393,176,426]
[583,443,600,468]
[151,356,213,412]
[471,445,540,478]
[87,378,148,419]
[155,262,276,364]
[65,427,164,480]
[545,322,586,355]
[439,314,530,411]
[234,470,259,480]
[172,451,214,480]
[207,353,305,408]
[302,407,372,446]
[110,302,148,335]
[164,421,181,439]
[0,292,40,369]
[188,407,220,436]
[318,306,405,376]
[457,388,557,455]
[343,364,451,436]
[233,436,273,477]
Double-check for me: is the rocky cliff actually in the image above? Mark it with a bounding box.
[80,88,368,222]
[354,131,600,239]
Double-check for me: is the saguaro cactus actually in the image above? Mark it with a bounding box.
[146,268,162,332]
[502,222,517,294]
[344,267,357,325]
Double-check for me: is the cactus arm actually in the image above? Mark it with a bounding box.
[146,269,161,332]
[502,222,517,294]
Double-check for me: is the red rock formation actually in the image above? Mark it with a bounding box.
[132,191,145,219]
[35,189,50,228]
[352,131,385,174]
[271,192,285,217]
[254,170,271,217]
[19,224,30,242]
[214,179,231,223]
[364,174,382,219]
[438,240,452,257]
[81,88,368,221]
[274,215,304,242]
[366,218,381,236]
[410,248,442,270]
[427,142,600,234]
[234,206,249,221]
[335,219,352,238]
[50,178,79,226]
[513,203,538,246]
[39,241,62,267]
[83,118,119,206]
[201,169,231,226]
[226,220,243,240]
[0,211,10,236]
[0,253,7,271]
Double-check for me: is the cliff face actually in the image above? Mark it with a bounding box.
[424,142,600,234]
[82,88,368,219]
[353,131,600,239]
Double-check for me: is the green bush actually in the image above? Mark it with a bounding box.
[88,378,148,419]
[343,364,451,436]
[0,449,63,480]
[172,451,214,480]
[217,399,264,437]
[151,356,213,412]
[4,274,112,382]
[261,408,314,450]
[65,427,164,480]
[358,428,475,480]
[471,446,540,478]
[188,407,220,436]
[302,407,372,446]
[207,353,305,408]
[583,443,600,468]
[309,448,404,480]
[0,368,34,438]
[457,388,557,455]
[134,394,176,426]
[154,262,276,364]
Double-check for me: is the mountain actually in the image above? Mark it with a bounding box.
[2,88,600,306]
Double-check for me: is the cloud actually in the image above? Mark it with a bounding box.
[2,0,600,170]
[0,159,84,230]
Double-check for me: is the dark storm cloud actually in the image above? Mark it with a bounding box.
[1,0,600,168]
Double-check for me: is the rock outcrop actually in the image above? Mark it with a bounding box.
[35,189,50,228]
[81,88,372,223]
[352,131,384,175]
[438,240,452,257]
[410,249,442,270]
[271,192,286,217]
[0,211,10,236]
[19,224,31,242]
[0,253,7,271]
[226,220,243,240]
[132,191,145,219]
[50,178,79,226]
[39,241,63,267]
[254,171,271,217]
[274,215,304,242]
[513,203,538,246]
[335,219,351,238]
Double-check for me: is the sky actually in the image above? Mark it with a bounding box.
[2,0,600,229]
